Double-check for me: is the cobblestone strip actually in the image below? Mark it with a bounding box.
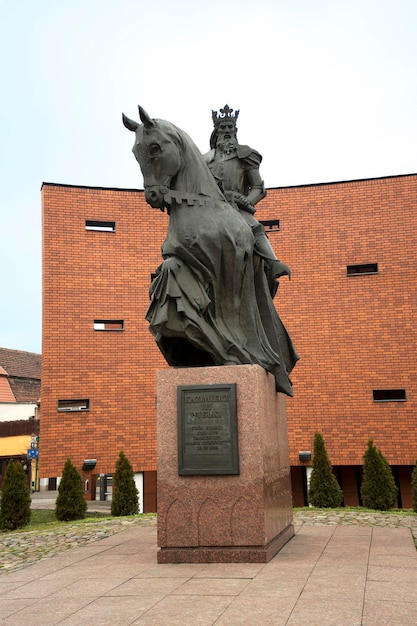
[0,515,157,575]
[294,509,417,543]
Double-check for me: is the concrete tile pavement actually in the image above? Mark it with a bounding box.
[1,520,417,625]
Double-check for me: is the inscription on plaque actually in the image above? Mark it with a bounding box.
[177,383,239,475]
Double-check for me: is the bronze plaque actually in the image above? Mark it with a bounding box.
[177,383,239,475]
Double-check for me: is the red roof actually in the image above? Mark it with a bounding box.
[0,348,41,379]
[0,348,41,403]
[0,372,16,402]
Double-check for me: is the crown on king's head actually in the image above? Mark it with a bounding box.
[212,104,240,127]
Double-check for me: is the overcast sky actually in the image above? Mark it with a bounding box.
[1,0,416,354]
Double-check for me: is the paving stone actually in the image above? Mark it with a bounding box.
[1,509,417,576]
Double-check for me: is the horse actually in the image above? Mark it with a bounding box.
[122,106,296,396]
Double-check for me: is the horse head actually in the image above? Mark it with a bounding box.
[122,106,182,210]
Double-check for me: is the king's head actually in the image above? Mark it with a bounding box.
[210,104,240,149]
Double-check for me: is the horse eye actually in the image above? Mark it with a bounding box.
[149,144,161,157]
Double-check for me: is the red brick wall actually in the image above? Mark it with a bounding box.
[258,174,417,467]
[41,184,168,477]
[40,175,417,481]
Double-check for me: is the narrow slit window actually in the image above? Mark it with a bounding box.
[259,219,280,232]
[347,263,378,276]
[94,320,124,331]
[373,389,406,402]
[58,399,90,412]
[85,220,116,232]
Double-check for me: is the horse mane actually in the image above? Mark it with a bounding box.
[155,119,225,201]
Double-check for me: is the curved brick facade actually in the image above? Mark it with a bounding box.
[41,175,417,509]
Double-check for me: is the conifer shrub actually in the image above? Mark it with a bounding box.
[55,458,87,521]
[308,432,343,507]
[360,440,398,510]
[412,461,417,513]
[0,460,31,530]
[111,451,139,516]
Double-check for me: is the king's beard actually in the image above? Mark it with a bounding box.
[217,137,237,155]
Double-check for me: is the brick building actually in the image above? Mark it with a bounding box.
[0,348,41,489]
[40,173,417,510]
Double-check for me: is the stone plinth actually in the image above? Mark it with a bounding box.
[157,364,294,563]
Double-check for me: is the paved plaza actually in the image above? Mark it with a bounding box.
[1,493,417,624]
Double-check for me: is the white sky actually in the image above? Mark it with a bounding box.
[1,0,416,354]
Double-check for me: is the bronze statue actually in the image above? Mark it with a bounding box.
[204,105,291,298]
[122,106,298,396]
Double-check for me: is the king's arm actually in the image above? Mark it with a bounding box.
[234,145,266,211]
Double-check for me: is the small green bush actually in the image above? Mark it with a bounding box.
[308,432,343,508]
[361,440,398,511]
[55,458,87,521]
[0,460,31,530]
[111,451,139,516]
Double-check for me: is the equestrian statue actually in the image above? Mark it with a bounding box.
[122,105,298,396]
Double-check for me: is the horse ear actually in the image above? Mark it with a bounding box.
[138,106,155,129]
[122,113,139,132]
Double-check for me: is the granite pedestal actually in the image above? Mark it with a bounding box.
[156,364,294,563]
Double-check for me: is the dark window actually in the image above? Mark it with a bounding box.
[259,219,280,232]
[85,220,116,232]
[347,263,378,275]
[373,389,406,402]
[58,399,90,412]
[94,320,124,331]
